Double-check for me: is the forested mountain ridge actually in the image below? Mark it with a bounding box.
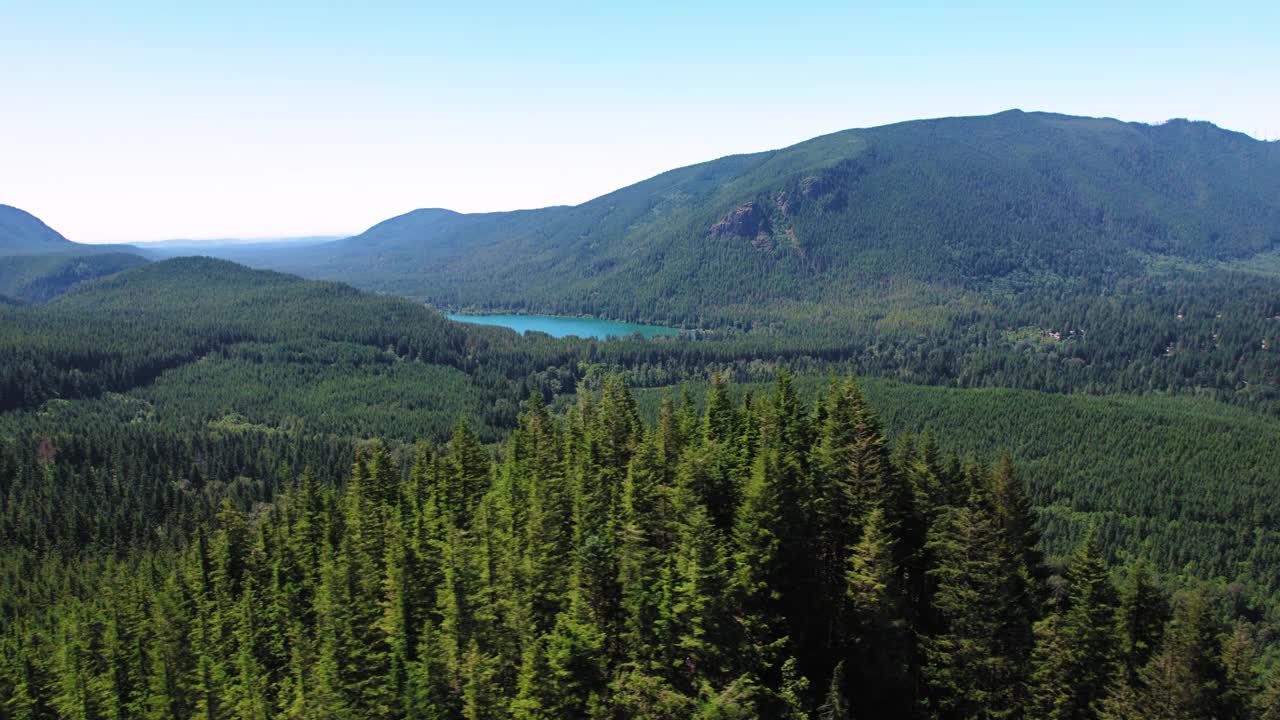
[0,252,148,304]
[0,205,149,302]
[0,257,548,420]
[7,254,1277,423]
[0,204,140,257]
[218,113,1280,416]
[248,111,1280,320]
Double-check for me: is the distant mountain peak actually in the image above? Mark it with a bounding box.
[0,204,75,254]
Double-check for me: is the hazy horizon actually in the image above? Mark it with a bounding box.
[4,1,1277,243]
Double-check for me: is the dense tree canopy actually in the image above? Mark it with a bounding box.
[2,376,1276,719]
[1,252,1278,718]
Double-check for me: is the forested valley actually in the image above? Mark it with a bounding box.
[2,253,1280,719]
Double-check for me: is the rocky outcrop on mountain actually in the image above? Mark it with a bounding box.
[710,201,772,243]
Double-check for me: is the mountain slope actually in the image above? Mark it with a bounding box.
[0,257,591,432]
[0,204,143,256]
[0,252,149,303]
[0,204,78,255]
[251,110,1280,322]
[0,205,150,301]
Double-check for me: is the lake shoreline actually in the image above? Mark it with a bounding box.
[442,311,680,340]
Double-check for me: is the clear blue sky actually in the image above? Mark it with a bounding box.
[3,1,1277,242]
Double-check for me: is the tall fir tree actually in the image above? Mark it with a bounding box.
[1028,530,1121,720]
[1114,558,1168,684]
[922,492,1033,719]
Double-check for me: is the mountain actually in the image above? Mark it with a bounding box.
[0,204,143,257]
[250,110,1280,322]
[0,205,150,301]
[0,204,79,255]
[0,256,581,430]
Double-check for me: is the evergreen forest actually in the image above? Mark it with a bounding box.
[6,374,1280,719]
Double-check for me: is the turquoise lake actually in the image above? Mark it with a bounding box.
[444,313,679,339]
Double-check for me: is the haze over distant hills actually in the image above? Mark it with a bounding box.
[0,207,341,300]
[133,235,339,247]
[131,235,341,252]
[235,110,1280,322]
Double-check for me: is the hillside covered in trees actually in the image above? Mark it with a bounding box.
[0,205,142,259]
[3,375,1278,719]
[199,112,1280,415]
[2,257,1278,592]
[1,245,1278,719]
[4,254,1276,421]
[0,253,148,305]
[243,111,1280,320]
[0,205,149,304]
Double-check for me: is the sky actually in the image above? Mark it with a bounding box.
[2,1,1278,243]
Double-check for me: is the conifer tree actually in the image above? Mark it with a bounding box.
[509,633,552,720]
[460,639,501,720]
[1221,623,1260,720]
[666,502,732,692]
[311,545,356,719]
[704,373,736,446]
[1103,589,1226,720]
[922,494,1032,719]
[844,507,911,717]
[1115,558,1167,682]
[543,592,608,718]
[988,454,1042,578]
[1127,631,1202,720]
[1028,614,1074,720]
[1028,530,1121,720]
[51,611,94,720]
[618,434,664,664]
[376,515,417,719]
[730,442,791,683]
[144,572,195,720]
[288,467,326,584]
[228,575,271,720]
[695,376,743,530]
[0,631,46,720]
[776,656,811,720]
[1169,589,1226,715]
[1256,669,1280,720]
[97,582,146,720]
[446,421,490,529]
[762,372,821,663]
[657,392,684,476]
[404,618,453,720]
